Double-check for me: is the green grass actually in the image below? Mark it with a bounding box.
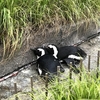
[0,0,100,59]
[26,70,100,100]
[7,68,100,100]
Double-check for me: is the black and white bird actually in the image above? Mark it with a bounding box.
[31,47,65,79]
[47,44,87,64]
[46,44,87,73]
[37,54,63,77]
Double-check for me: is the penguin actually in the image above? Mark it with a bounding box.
[31,47,65,79]
[47,44,87,64]
[46,44,87,73]
[37,54,64,79]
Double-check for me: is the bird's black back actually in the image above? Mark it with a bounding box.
[37,54,61,75]
[58,46,78,60]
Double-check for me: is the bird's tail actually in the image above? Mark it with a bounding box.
[77,47,87,59]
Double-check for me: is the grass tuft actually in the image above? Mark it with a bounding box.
[0,0,100,59]
[26,70,100,100]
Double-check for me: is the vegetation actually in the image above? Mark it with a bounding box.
[26,70,100,100]
[0,0,100,58]
[49,78,100,99]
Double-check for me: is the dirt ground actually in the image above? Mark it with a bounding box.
[0,21,100,99]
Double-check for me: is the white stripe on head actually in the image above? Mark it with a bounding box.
[68,55,83,60]
[48,44,58,58]
[38,48,45,56]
